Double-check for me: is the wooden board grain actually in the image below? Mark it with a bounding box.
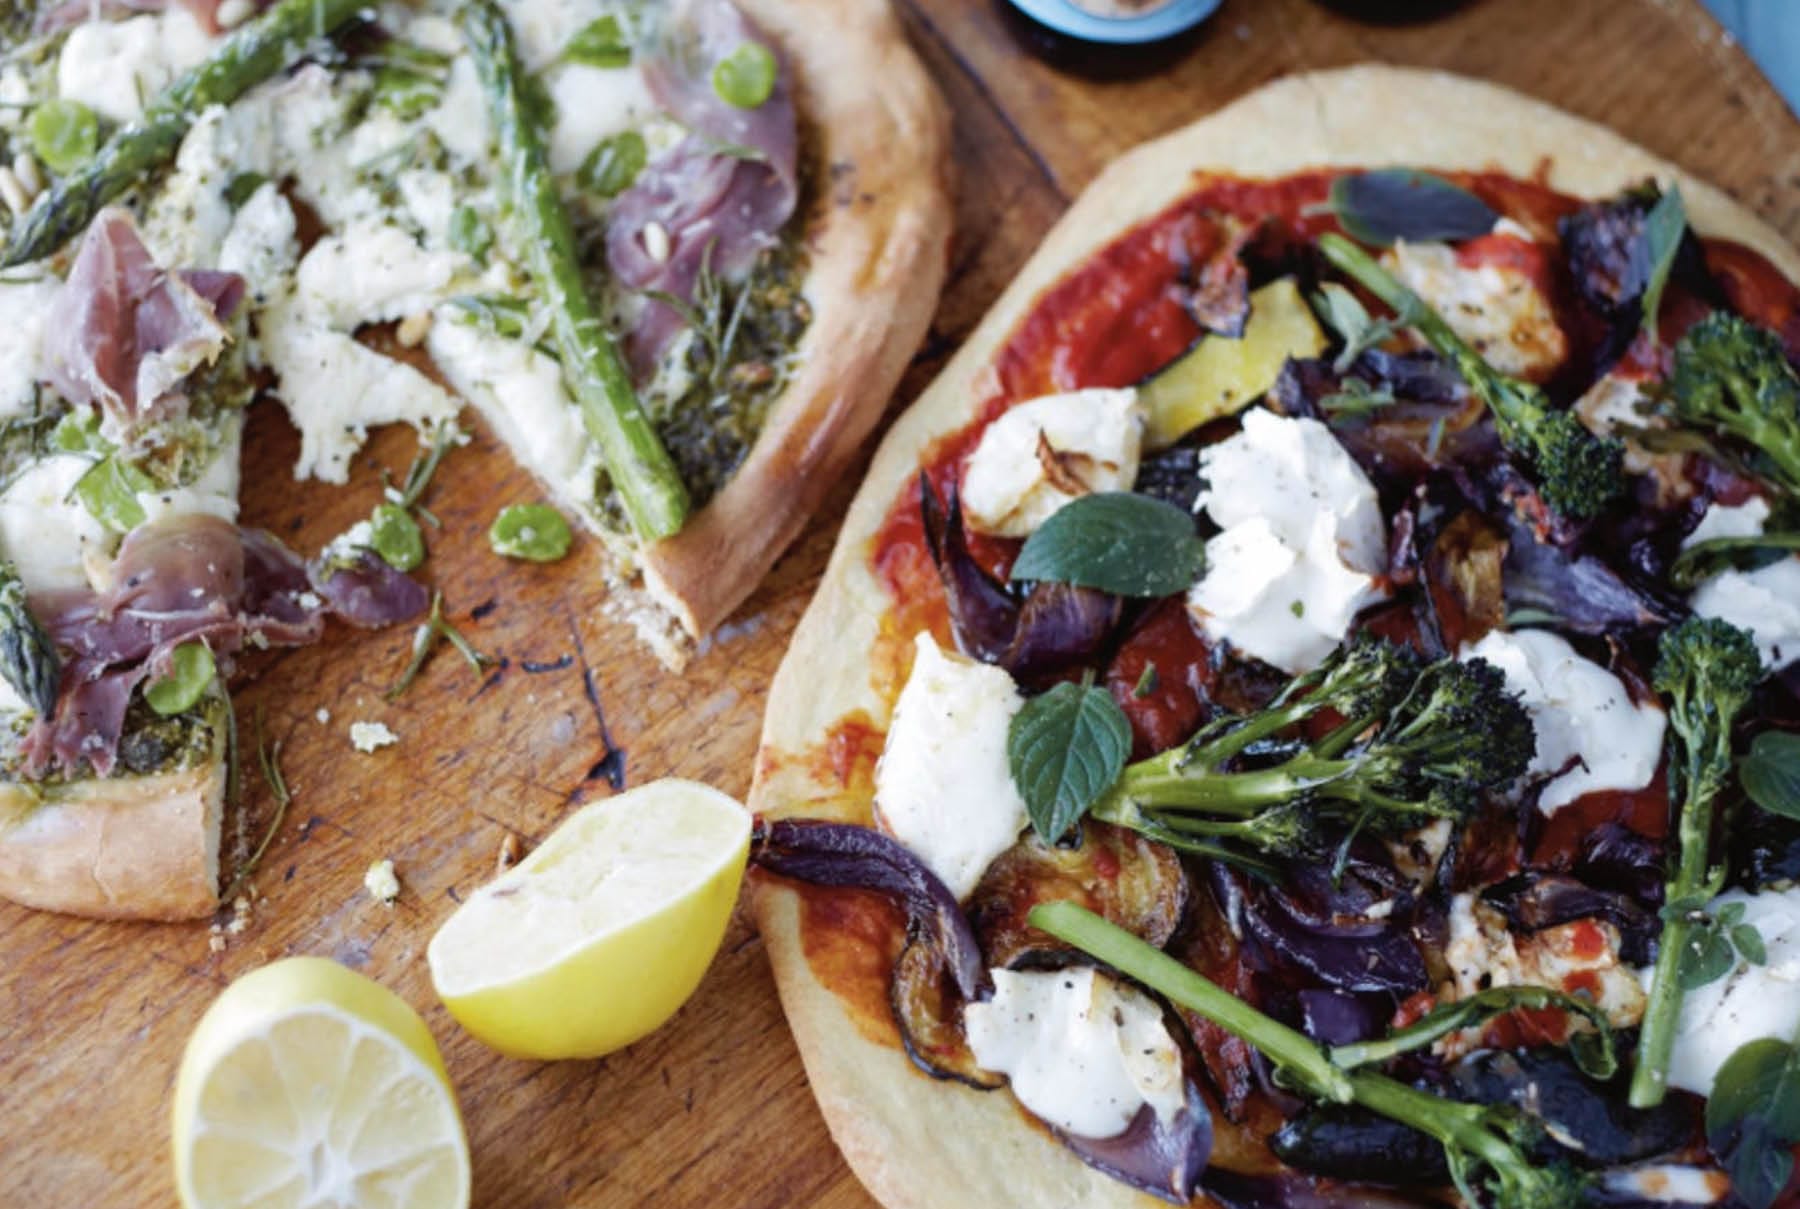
[3,1,1796,1205]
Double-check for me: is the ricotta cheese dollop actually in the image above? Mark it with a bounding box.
[873,633,1029,901]
[1649,886,1800,1097]
[1682,496,1770,549]
[964,967,1186,1139]
[960,388,1144,538]
[1187,408,1388,674]
[1461,628,1665,815]
[1691,556,1800,672]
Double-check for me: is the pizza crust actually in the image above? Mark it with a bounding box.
[639,0,954,642]
[0,746,226,922]
[748,64,1800,1209]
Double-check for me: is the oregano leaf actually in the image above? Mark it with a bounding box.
[1008,680,1132,845]
[1742,731,1800,821]
[1639,186,1687,345]
[1011,493,1205,598]
[1329,169,1499,248]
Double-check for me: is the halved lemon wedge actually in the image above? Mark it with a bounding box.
[171,956,470,1209]
[427,778,751,1060]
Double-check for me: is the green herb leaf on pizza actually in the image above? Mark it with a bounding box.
[1010,493,1204,598]
[1639,185,1687,344]
[1706,1034,1800,1209]
[1329,169,1498,248]
[1008,679,1131,845]
[1742,731,1800,821]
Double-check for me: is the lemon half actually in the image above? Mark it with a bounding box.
[172,956,470,1209]
[427,778,751,1060]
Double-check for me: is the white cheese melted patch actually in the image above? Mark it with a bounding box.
[964,967,1186,1139]
[873,633,1028,901]
[1645,885,1800,1097]
[295,220,465,330]
[427,313,598,510]
[0,276,58,419]
[1683,496,1771,549]
[56,8,214,124]
[1187,408,1387,673]
[1691,557,1800,671]
[545,63,657,176]
[960,388,1144,539]
[0,455,114,593]
[1461,629,1665,815]
[1385,237,1566,380]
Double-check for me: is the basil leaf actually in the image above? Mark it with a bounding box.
[1743,731,1800,821]
[1639,186,1687,345]
[1329,169,1499,248]
[1008,680,1131,845]
[564,15,631,68]
[145,641,215,716]
[1011,493,1205,598]
[1707,1037,1800,1209]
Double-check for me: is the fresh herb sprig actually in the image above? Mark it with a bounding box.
[387,592,494,701]
[1009,493,1205,598]
[1706,1029,1800,1209]
[1007,676,1131,844]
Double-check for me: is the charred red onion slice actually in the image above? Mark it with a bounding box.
[1054,1092,1212,1206]
[751,819,985,1001]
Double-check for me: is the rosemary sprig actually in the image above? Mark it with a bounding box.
[218,709,293,906]
[387,592,495,701]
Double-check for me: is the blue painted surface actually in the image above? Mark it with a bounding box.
[1703,0,1800,114]
[1005,0,1223,44]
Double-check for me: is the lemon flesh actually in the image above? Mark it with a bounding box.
[428,778,751,1060]
[172,956,470,1209]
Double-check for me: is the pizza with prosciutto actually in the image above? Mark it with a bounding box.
[0,0,948,919]
[748,67,1800,1209]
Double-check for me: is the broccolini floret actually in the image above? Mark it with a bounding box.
[1318,233,1625,521]
[1665,312,1800,498]
[1092,636,1535,862]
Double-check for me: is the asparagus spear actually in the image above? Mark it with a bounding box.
[457,0,690,542]
[1,0,368,268]
[0,560,60,717]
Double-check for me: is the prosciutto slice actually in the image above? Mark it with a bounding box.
[42,208,244,441]
[605,0,799,376]
[19,516,424,779]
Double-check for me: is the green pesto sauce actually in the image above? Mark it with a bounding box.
[2,690,224,791]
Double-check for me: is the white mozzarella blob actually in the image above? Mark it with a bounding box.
[1648,886,1800,1097]
[872,633,1029,901]
[57,9,213,124]
[1461,629,1665,815]
[1691,557,1800,671]
[295,220,464,329]
[0,456,115,593]
[1187,408,1387,673]
[259,305,459,483]
[217,183,301,307]
[143,104,274,272]
[1683,496,1771,549]
[960,388,1144,538]
[964,967,1186,1139]
[1385,238,1566,379]
[1600,1166,1730,1206]
[545,64,657,175]
[427,314,597,509]
[0,277,58,419]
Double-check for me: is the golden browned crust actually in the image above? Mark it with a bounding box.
[0,756,223,921]
[639,0,955,641]
[748,65,1800,1209]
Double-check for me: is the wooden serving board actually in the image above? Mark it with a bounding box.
[4,1,1796,1205]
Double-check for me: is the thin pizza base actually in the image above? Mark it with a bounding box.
[0,0,950,922]
[747,65,1800,1209]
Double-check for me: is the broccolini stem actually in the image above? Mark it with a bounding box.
[458,0,690,542]
[1102,756,1347,817]
[2,0,367,267]
[1029,900,1355,1105]
[0,560,59,716]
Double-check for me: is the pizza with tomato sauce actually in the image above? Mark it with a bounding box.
[747,67,1800,1209]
